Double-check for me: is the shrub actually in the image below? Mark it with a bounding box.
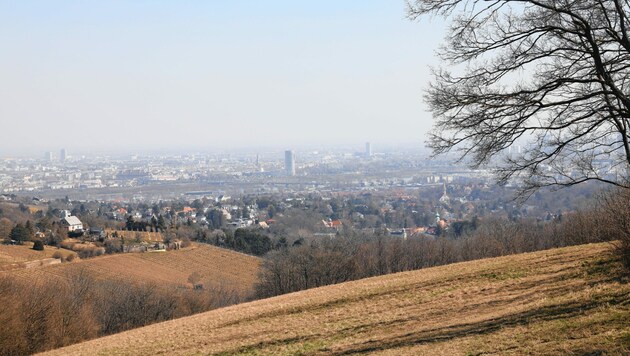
[77,247,106,259]
[65,254,75,262]
[32,240,44,251]
[104,239,122,254]
[60,240,76,250]
[67,230,84,238]
[77,249,92,259]
[52,251,63,261]
[181,237,192,248]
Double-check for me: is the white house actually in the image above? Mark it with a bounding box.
[61,216,83,232]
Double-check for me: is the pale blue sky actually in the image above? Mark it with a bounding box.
[0,1,444,155]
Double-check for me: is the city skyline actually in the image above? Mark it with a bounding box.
[0,140,433,159]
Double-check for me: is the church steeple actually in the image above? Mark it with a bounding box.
[439,182,449,203]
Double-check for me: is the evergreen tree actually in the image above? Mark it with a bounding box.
[125,216,134,231]
[9,223,31,244]
[157,215,166,232]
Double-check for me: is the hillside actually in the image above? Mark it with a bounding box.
[3,243,260,295]
[45,242,629,355]
[0,242,77,271]
[105,229,164,242]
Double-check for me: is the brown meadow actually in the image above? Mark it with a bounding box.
[3,243,260,294]
[44,242,629,355]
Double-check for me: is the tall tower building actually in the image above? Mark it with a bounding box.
[60,148,67,162]
[365,142,372,157]
[44,151,53,162]
[284,150,295,176]
[256,154,264,172]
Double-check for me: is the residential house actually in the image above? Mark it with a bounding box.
[322,219,343,231]
[61,216,84,232]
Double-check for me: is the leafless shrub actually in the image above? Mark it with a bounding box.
[52,250,64,261]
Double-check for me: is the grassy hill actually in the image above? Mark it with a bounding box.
[0,242,77,271]
[3,243,260,295]
[45,242,629,355]
[105,229,164,242]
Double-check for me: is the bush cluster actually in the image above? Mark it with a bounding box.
[0,270,246,355]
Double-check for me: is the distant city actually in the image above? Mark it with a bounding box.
[0,142,620,204]
[0,143,491,202]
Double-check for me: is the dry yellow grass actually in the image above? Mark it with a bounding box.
[105,229,163,242]
[0,243,77,270]
[3,243,260,295]
[44,242,629,355]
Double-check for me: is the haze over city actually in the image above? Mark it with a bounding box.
[0,1,444,156]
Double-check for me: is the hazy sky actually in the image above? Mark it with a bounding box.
[0,1,444,156]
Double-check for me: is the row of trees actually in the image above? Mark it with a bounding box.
[256,190,629,298]
[125,215,167,232]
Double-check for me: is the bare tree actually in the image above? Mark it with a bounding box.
[0,218,12,242]
[599,188,630,269]
[408,0,630,197]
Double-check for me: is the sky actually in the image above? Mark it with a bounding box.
[0,1,445,156]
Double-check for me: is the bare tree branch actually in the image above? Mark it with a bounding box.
[409,0,630,196]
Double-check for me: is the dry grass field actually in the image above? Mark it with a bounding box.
[0,202,47,214]
[45,242,629,355]
[105,229,164,242]
[3,243,260,295]
[0,243,77,270]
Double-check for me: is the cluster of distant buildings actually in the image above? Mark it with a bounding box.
[1,143,489,202]
[284,142,372,177]
[44,148,68,163]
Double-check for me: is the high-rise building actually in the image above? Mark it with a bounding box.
[256,154,264,172]
[44,151,53,162]
[60,148,67,162]
[284,150,295,176]
[365,142,372,157]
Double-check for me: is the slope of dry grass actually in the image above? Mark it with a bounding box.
[0,243,77,270]
[3,243,260,295]
[45,242,629,355]
[105,229,163,242]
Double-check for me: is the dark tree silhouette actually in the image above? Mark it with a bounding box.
[9,223,31,244]
[408,0,630,197]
